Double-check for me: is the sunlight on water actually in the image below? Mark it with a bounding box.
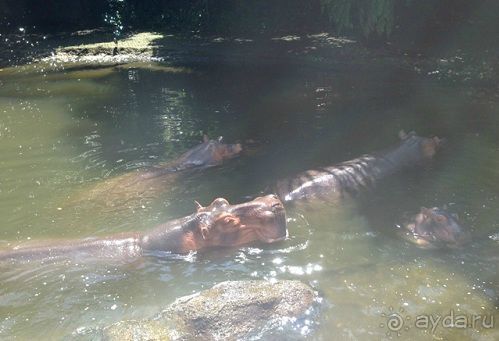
[0,49,498,340]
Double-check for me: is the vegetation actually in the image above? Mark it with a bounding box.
[1,0,497,45]
[320,0,397,37]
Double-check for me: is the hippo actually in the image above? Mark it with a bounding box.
[398,207,471,249]
[0,195,286,263]
[70,136,242,209]
[275,131,442,205]
[139,135,243,178]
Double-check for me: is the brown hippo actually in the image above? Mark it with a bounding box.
[399,207,471,249]
[275,131,442,205]
[71,136,242,209]
[0,195,286,263]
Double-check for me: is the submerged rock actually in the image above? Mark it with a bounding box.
[101,280,316,341]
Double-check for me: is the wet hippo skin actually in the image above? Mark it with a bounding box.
[0,195,287,263]
[275,131,442,205]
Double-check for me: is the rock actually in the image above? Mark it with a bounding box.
[57,32,164,56]
[100,280,316,341]
[162,280,315,340]
[103,320,170,341]
[40,32,166,66]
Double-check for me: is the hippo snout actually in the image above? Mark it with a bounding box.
[251,195,287,243]
[401,207,470,249]
[192,195,288,250]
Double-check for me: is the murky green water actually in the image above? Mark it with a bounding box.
[0,45,498,340]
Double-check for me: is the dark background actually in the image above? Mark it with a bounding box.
[2,0,499,51]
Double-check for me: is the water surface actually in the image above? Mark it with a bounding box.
[0,45,498,340]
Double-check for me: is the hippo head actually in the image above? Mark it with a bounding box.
[398,130,442,160]
[176,136,242,170]
[400,207,470,249]
[187,195,287,251]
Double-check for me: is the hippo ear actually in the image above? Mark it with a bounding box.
[398,130,408,140]
[420,207,431,217]
[194,200,204,212]
[400,130,417,140]
[203,135,209,143]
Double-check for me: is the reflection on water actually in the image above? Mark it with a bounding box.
[0,49,498,340]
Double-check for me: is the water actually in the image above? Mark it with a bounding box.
[0,43,498,340]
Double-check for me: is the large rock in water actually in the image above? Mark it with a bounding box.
[103,320,170,341]
[102,280,316,341]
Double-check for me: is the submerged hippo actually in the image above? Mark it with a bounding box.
[275,131,442,205]
[399,207,471,249]
[139,135,242,178]
[71,136,242,209]
[0,195,287,263]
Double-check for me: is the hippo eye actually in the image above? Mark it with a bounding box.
[271,202,281,209]
[210,198,230,209]
[222,215,240,226]
[434,215,447,224]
